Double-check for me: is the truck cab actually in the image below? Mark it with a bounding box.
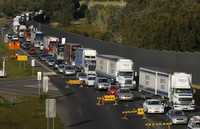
[34,31,44,48]
[117,71,135,89]
[171,73,195,110]
[75,48,97,75]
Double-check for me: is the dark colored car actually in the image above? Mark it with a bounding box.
[107,86,118,96]
[28,48,36,55]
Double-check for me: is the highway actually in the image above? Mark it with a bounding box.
[4,19,200,129]
[51,75,197,129]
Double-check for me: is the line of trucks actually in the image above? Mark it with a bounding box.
[10,14,196,111]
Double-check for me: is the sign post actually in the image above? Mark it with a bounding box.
[31,59,36,76]
[42,76,49,94]
[37,72,42,96]
[46,99,56,129]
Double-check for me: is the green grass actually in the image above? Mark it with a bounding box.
[0,95,64,129]
[0,43,37,80]
[192,84,200,90]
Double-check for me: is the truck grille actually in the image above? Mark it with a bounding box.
[125,80,132,84]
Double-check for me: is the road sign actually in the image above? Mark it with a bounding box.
[61,37,66,45]
[31,59,35,67]
[37,72,42,81]
[16,55,28,61]
[43,76,49,93]
[46,99,56,118]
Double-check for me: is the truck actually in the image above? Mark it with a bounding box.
[64,43,81,64]
[96,54,135,89]
[32,31,44,49]
[139,67,195,111]
[74,48,97,75]
[44,36,59,56]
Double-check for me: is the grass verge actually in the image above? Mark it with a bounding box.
[0,94,64,129]
[0,43,37,80]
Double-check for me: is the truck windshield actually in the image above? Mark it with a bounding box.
[179,98,193,102]
[174,89,192,94]
[36,34,43,41]
[118,72,133,77]
[88,65,96,71]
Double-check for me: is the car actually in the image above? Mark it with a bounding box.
[116,88,133,101]
[38,53,48,61]
[77,72,88,82]
[86,75,96,86]
[187,116,200,129]
[45,55,53,63]
[28,48,36,55]
[64,65,76,75]
[21,43,32,50]
[57,64,65,73]
[47,57,56,66]
[166,109,188,124]
[143,99,165,114]
[54,60,64,69]
[107,86,118,96]
[95,77,110,90]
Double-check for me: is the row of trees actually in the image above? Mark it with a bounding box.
[114,0,200,51]
[0,0,88,25]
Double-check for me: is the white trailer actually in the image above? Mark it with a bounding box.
[74,48,97,75]
[139,67,195,111]
[96,54,135,89]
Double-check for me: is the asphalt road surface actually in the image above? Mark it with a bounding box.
[50,76,198,129]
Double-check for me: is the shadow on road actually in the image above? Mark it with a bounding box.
[68,119,93,127]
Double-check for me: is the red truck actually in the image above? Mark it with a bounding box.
[64,43,81,64]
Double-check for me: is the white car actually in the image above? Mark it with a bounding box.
[77,72,88,82]
[64,65,76,75]
[86,75,96,86]
[187,116,200,129]
[143,99,165,114]
[57,64,65,73]
[95,77,110,90]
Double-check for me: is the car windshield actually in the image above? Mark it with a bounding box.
[148,100,161,105]
[173,111,184,116]
[88,77,96,80]
[59,65,64,68]
[194,123,200,128]
[56,60,64,64]
[65,66,74,70]
[120,89,130,93]
[79,73,87,77]
[98,78,108,83]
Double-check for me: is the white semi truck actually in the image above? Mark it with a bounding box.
[96,55,135,89]
[74,48,97,75]
[139,67,195,111]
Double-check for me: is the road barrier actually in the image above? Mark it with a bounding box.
[121,108,144,120]
[66,80,81,86]
[145,122,172,129]
[96,95,118,106]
